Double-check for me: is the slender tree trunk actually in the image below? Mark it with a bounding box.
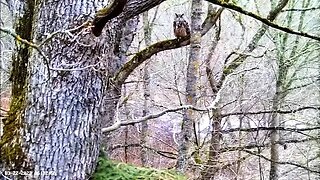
[140,11,152,167]
[235,74,245,180]
[201,108,222,179]
[201,1,289,179]
[269,92,282,180]
[176,0,203,173]
[123,86,130,163]
[269,0,309,179]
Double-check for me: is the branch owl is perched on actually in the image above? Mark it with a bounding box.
[173,13,191,38]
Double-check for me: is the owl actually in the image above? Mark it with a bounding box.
[173,13,191,38]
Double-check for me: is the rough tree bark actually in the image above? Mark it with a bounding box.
[0,0,162,179]
[176,0,203,174]
[0,0,34,172]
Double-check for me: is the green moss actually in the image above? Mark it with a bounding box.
[92,157,186,180]
[223,67,233,75]
[193,149,202,164]
[0,0,35,170]
[0,94,27,169]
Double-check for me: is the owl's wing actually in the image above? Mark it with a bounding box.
[184,21,191,36]
[173,21,177,29]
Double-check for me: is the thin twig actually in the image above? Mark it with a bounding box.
[243,149,320,174]
[0,28,51,80]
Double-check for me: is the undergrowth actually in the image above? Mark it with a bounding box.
[92,157,186,180]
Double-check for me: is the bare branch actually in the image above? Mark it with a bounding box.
[102,105,320,133]
[218,0,289,87]
[39,20,91,47]
[111,143,177,159]
[220,137,320,152]
[243,150,320,174]
[0,28,51,79]
[281,6,320,12]
[222,126,320,134]
[221,106,320,118]
[101,105,207,132]
[205,0,320,41]
[0,22,96,77]
[113,7,223,85]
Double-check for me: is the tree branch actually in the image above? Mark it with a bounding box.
[281,6,320,12]
[218,0,289,87]
[122,0,320,45]
[102,105,320,132]
[123,0,165,21]
[113,7,223,85]
[205,0,320,41]
[220,137,320,153]
[101,105,206,132]
[0,28,51,79]
[242,149,320,174]
[111,143,177,159]
[221,126,320,134]
[221,106,320,118]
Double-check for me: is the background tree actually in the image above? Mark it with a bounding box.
[176,0,203,173]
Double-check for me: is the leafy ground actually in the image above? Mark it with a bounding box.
[92,157,186,180]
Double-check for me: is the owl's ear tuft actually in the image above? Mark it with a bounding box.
[175,13,179,17]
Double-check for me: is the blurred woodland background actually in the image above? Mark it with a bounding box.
[0,0,320,179]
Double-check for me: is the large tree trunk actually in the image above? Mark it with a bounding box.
[0,0,137,179]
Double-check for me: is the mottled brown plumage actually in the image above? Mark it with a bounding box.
[173,13,190,38]
[91,0,127,37]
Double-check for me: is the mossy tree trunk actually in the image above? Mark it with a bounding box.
[0,0,34,171]
[0,0,162,179]
[1,0,123,179]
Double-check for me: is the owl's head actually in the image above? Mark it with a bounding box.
[174,13,185,21]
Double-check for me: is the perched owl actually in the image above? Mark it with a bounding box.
[173,13,190,38]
